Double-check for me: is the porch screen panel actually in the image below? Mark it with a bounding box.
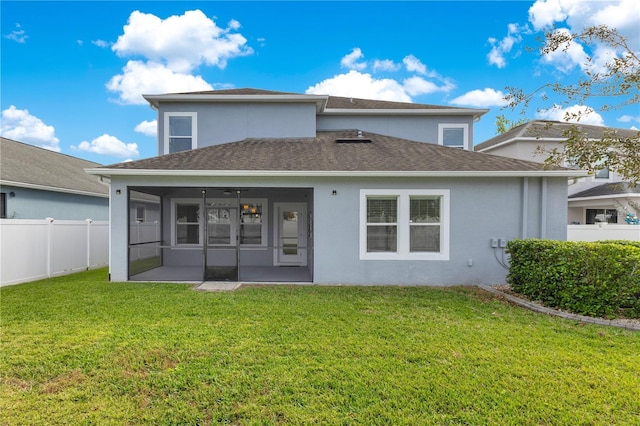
[129,191,162,276]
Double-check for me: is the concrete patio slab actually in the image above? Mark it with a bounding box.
[195,282,241,292]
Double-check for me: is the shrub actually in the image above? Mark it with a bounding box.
[506,239,640,319]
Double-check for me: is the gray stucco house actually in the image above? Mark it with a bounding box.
[0,137,109,220]
[87,89,579,285]
[475,121,640,225]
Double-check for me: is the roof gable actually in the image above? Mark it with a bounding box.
[143,88,487,117]
[0,137,108,197]
[475,120,640,151]
[569,182,640,199]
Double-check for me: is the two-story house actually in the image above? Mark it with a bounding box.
[87,89,581,285]
[475,120,640,225]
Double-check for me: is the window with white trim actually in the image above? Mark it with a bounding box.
[172,198,267,247]
[360,189,449,260]
[438,123,468,150]
[175,201,200,245]
[164,112,197,154]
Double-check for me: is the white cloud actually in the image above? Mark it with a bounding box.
[5,24,27,43]
[618,115,640,124]
[450,88,509,108]
[341,48,367,71]
[403,76,455,97]
[487,23,526,68]
[112,10,252,74]
[536,104,604,125]
[134,119,157,136]
[106,60,213,104]
[373,59,400,72]
[402,54,427,75]
[0,105,60,151]
[527,0,640,72]
[306,70,411,102]
[74,134,139,158]
[540,28,589,73]
[92,39,109,48]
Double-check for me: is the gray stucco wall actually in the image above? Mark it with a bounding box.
[108,175,567,285]
[317,115,475,147]
[1,185,109,220]
[157,102,317,154]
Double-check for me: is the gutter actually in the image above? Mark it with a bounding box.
[322,108,489,120]
[143,93,329,113]
[0,180,109,198]
[85,168,587,179]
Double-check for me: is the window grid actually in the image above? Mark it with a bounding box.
[366,197,398,253]
[360,189,449,260]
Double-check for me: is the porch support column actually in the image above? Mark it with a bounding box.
[202,188,207,282]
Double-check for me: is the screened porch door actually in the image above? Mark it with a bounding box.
[273,202,307,266]
[204,205,238,281]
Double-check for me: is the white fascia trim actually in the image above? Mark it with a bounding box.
[0,180,109,198]
[476,136,586,152]
[86,168,587,179]
[322,108,488,119]
[144,94,329,112]
[569,193,640,202]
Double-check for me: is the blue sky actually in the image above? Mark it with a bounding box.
[2,0,639,165]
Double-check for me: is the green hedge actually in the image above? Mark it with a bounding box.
[506,239,640,319]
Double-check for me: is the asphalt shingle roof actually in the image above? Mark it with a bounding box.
[171,88,468,111]
[569,182,640,198]
[0,137,108,196]
[104,130,562,173]
[475,120,640,151]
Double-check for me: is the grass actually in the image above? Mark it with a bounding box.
[1,269,639,425]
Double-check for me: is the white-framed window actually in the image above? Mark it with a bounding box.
[135,205,146,222]
[164,112,197,154]
[360,189,450,260]
[173,199,201,245]
[438,123,469,150]
[240,200,267,246]
[594,167,610,179]
[171,198,268,247]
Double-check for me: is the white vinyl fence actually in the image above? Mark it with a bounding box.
[567,224,640,242]
[0,218,109,286]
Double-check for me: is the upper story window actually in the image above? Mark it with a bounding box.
[438,123,469,150]
[164,112,197,154]
[594,166,610,179]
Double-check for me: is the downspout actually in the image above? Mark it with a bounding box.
[522,177,528,238]
[541,177,547,238]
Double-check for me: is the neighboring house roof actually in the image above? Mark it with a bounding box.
[143,88,488,118]
[475,120,639,152]
[569,182,640,199]
[89,130,579,178]
[0,137,109,197]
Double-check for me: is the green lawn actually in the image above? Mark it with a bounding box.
[1,269,639,425]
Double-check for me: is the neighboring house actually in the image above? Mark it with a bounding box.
[475,120,640,225]
[0,137,109,220]
[87,89,580,285]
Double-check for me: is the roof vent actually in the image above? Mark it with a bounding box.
[335,130,371,143]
